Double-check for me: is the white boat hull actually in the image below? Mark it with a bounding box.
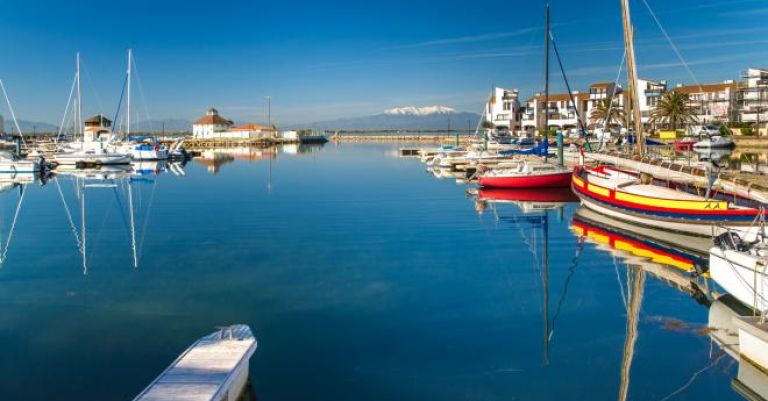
[710,247,768,312]
[578,193,764,239]
[54,153,132,166]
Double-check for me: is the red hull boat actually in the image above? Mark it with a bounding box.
[477,187,578,203]
[478,161,572,188]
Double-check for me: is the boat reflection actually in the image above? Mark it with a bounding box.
[572,207,711,274]
[0,176,45,266]
[471,187,580,364]
[281,143,326,155]
[54,169,159,274]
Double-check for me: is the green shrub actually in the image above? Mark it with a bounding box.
[742,128,755,136]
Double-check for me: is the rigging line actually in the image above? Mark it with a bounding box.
[657,352,727,401]
[604,50,627,129]
[56,73,78,143]
[137,177,158,259]
[638,0,702,90]
[0,79,27,147]
[80,60,106,116]
[549,32,588,134]
[131,54,155,133]
[614,254,629,311]
[55,177,82,250]
[112,74,129,138]
[548,237,584,340]
[0,186,26,263]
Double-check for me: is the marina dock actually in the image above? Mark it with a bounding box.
[133,325,257,401]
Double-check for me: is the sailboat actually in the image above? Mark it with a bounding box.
[571,0,762,238]
[0,79,46,174]
[709,229,768,313]
[475,3,570,189]
[108,49,170,161]
[52,54,131,167]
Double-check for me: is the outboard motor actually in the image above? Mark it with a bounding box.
[714,231,749,252]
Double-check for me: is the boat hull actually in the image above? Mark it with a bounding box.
[54,154,132,166]
[710,247,768,312]
[479,171,571,188]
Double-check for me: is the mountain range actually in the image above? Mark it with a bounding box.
[287,106,482,131]
[1,106,483,133]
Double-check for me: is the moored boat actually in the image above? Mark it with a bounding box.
[694,135,735,149]
[572,165,761,237]
[709,231,768,313]
[478,160,571,188]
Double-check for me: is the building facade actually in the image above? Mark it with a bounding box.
[484,87,522,132]
[674,81,740,124]
[738,68,768,130]
[637,79,666,127]
[193,108,234,138]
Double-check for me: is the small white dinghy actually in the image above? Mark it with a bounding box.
[133,325,258,401]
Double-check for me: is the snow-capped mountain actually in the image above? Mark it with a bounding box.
[288,106,480,131]
[383,106,457,116]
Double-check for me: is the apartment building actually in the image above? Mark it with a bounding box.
[674,81,740,124]
[738,68,768,130]
[484,87,522,131]
[521,92,589,133]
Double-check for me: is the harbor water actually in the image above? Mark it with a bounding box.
[0,142,749,400]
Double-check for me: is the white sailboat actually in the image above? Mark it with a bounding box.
[52,54,131,167]
[108,49,170,161]
[0,79,45,174]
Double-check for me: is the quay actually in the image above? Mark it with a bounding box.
[132,325,257,401]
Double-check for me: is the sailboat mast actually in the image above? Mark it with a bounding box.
[76,53,83,145]
[127,48,132,138]
[543,2,550,140]
[620,0,644,156]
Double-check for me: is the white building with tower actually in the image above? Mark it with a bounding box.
[192,107,234,138]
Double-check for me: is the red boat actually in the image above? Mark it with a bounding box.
[477,187,578,203]
[478,161,572,188]
[673,137,697,151]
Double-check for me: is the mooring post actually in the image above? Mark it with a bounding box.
[557,132,564,166]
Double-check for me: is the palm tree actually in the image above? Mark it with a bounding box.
[649,91,698,130]
[589,99,625,128]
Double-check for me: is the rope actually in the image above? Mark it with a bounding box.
[639,0,702,90]
[0,79,27,148]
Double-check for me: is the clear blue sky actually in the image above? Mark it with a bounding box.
[1,0,767,126]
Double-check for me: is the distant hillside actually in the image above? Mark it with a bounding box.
[2,119,58,134]
[288,106,482,131]
[131,119,192,133]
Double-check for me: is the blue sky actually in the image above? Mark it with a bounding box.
[1,0,767,126]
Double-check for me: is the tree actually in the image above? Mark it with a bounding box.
[481,120,495,130]
[589,99,625,127]
[649,91,698,130]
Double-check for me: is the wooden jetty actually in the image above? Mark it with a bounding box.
[133,325,257,401]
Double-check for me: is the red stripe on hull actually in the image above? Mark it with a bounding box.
[479,172,572,188]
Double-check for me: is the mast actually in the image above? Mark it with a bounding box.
[76,53,83,147]
[620,0,644,155]
[127,178,138,269]
[127,48,132,138]
[543,2,550,145]
[543,210,550,365]
[618,266,645,401]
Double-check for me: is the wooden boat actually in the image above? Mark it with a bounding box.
[133,325,257,401]
[572,165,760,237]
[478,161,571,188]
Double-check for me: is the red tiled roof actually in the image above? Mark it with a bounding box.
[674,82,742,94]
[194,114,233,126]
[231,124,276,131]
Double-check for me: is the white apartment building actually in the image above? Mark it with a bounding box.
[484,87,522,131]
[674,81,740,124]
[738,68,768,129]
[637,79,666,127]
[522,92,589,133]
[585,82,624,128]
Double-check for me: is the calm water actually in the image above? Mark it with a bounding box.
[0,142,748,400]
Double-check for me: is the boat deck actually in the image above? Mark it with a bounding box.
[133,325,257,401]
